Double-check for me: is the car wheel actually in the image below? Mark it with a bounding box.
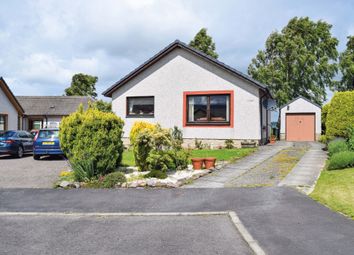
[33,154,40,160]
[17,146,24,158]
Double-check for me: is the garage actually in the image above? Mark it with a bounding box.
[285,113,315,141]
[280,97,321,142]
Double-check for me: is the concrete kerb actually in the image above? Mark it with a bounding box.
[0,210,266,255]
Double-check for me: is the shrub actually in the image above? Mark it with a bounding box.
[327,151,354,170]
[132,124,189,176]
[102,172,127,188]
[72,159,98,182]
[170,149,190,170]
[146,150,175,173]
[129,121,155,145]
[326,91,354,138]
[225,139,234,149]
[133,130,154,171]
[318,135,328,144]
[321,103,330,134]
[348,126,354,151]
[171,126,183,149]
[328,140,349,157]
[60,106,124,177]
[145,169,168,179]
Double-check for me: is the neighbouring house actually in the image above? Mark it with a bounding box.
[17,96,92,130]
[0,77,24,131]
[103,40,274,148]
[0,77,92,131]
[280,96,321,141]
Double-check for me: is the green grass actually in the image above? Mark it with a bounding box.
[310,167,354,219]
[189,148,256,162]
[121,150,136,166]
[121,148,256,166]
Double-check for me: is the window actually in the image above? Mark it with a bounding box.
[0,115,7,131]
[184,91,233,126]
[39,130,59,139]
[127,96,154,117]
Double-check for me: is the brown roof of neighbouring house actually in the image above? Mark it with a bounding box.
[0,77,25,114]
[16,96,92,116]
[102,40,273,98]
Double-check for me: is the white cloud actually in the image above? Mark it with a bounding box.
[0,0,353,99]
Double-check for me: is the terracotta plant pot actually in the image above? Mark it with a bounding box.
[191,158,204,170]
[204,157,216,169]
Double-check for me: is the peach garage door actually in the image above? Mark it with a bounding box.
[286,113,315,141]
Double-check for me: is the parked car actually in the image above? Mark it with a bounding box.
[0,130,34,158]
[30,129,39,137]
[33,128,63,160]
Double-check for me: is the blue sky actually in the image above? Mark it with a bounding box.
[0,0,353,100]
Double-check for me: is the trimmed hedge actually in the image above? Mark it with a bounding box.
[60,105,124,176]
[321,103,330,134]
[328,140,349,157]
[328,151,354,170]
[326,91,354,138]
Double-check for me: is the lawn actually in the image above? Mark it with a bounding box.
[310,167,354,220]
[121,148,256,167]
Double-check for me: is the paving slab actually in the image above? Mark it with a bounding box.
[185,142,291,188]
[278,142,327,193]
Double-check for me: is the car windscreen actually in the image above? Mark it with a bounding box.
[38,130,59,139]
[0,131,16,137]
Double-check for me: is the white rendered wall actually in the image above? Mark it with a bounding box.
[112,48,262,140]
[0,86,19,130]
[280,98,321,136]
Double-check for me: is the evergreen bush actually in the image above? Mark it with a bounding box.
[326,91,354,138]
[60,105,124,177]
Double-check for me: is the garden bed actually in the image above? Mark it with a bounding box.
[56,161,227,189]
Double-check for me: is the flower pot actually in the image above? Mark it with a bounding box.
[204,157,216,169]
[191,158,204,170]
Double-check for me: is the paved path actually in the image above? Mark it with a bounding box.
[1,188,354,255]
[185,142,291,188]
[0,155,69,188]
[278,142,327,194]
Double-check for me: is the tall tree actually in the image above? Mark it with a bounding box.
[248,17,339,106]
[338,36,354,91]
[189,28,219,59]
[65,73,98,99]
[93,99,112,113]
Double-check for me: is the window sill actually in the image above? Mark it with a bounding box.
[185,122,231,127]
[126,115,155,118]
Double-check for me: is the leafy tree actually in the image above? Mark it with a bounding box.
[93,99,112,113]
[248,17,339,106]
[189,28,219,59]
[65,73,98,99]
[338,36,354,91]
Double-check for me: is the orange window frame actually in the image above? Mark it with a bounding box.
[183,90,234,128]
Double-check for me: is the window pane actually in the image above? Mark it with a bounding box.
[210,95,229,122]
[32,120,42,130]
[188,96,208,122]
[128,97,154,116]
[39,130,59,139]
[0,116,5,131]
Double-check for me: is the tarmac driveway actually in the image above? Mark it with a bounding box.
[0,155,69,188]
